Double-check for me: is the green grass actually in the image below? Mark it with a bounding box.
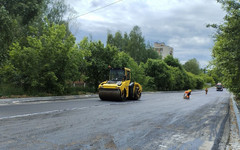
[0,84,96,98]
[65,86,96,95]
[0,84,25,97]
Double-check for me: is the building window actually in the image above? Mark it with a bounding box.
[160,48,163,53]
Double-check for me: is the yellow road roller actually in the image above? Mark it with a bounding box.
[98,68,142,101]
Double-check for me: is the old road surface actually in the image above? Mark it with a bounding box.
[0,88,230,150]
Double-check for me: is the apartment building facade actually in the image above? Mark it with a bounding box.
[153,42,173,59]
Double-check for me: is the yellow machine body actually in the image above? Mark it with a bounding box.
[98,68,142,101]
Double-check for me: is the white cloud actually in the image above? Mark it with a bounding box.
[169,36,212,49]
[65,0,225,68]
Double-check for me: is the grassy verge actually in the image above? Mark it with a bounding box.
[0,84,96,99]
[235,97,240,107]
[0,84,25,98]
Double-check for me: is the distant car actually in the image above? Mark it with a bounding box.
[216,83,223,91]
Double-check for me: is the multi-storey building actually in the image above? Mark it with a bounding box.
[153,42,173,59]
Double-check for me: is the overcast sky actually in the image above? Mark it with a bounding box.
[66,0,226,68]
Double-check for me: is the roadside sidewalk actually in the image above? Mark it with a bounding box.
[226,95,240,149]
[0,94,99,105]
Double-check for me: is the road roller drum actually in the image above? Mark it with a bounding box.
[98,68,142,101]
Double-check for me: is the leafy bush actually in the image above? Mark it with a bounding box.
[143,59,172,90]
[0,84,24,97]
[168,66,185,90]
[5,21,82,94]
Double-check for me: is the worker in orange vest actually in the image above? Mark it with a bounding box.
[184,89,192,99]
[205,88,208,94]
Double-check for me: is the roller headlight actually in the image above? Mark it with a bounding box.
[117,81,122,86]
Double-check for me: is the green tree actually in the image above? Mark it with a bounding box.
[76,37,92,81]
[107,32,114,46]
[210,0,240,98]
[146,43,161,60]
[45,0,69,24]
[207,68,222,84]
[6,22,79,94]
[107,31,123,51]
[183,58,201,75]
[195,75,204,89]
[164,55,183,70]
[127,26,147,63]
[0,0,46,25]
[112,52,146,85]
[200,73,215,86]
[168,66,185,90]
[31,0,72,38]
[184,72,197,89]
[106,27,160,64]
[84,41,119,91]
[0,0,46,66]
[122,32,129,53]
[0,0,71,67]
[0,6,16,67]
[114,31,123,51]
[144,59,172,90]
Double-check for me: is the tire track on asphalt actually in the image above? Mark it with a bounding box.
[0,104,111,120]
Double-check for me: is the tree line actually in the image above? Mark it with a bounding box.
[209,0,240,99]
[0,0,216,96]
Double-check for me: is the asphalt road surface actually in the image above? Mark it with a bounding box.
[0,88,230,150]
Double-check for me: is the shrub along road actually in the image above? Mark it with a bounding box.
[0,88,230,149]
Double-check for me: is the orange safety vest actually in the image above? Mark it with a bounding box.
[184,91,190,98]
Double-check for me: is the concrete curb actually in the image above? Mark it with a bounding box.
[226,95,240,149]
[0,91,158,105]
[0,90,205,105]
[0,94,99,105]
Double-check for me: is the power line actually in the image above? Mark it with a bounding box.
[70,0,123,20]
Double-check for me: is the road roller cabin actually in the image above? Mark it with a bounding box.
[98,68,142,101]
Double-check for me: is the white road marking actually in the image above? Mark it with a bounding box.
[159,145,167,148]
[0,104,110,120]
